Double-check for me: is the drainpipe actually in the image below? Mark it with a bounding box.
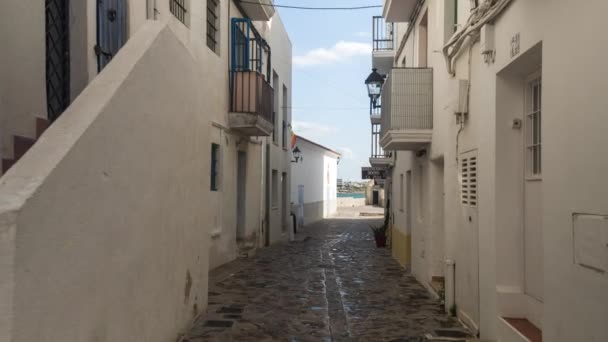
[445,259,456,315]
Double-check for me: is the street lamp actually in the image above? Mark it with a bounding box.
[291,146,302,163]
[365,68,385,105]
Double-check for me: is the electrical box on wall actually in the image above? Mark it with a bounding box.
[480,24,495,54]
[455,79,469,115]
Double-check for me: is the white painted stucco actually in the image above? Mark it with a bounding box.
[0,0,292,340]
[0,22,210,342]
[291,136,339,225]
[379,0,608,340]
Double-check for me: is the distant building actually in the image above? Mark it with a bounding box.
[337,178,344,188]
[291,135,340,225]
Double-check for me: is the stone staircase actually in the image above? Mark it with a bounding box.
[2,117,50,174]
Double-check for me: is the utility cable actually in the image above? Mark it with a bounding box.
[239,1,382,10]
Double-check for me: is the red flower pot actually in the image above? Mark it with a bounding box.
[374,235,387,248]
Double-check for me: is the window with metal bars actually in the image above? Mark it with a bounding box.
[461,155,478,207]
[170,0,188,25]
[526,74,542,177]
[207,0,219,52]
[211,143,220,191]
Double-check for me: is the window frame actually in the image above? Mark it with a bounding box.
[206,0,219,53]
[170,0,189,26]
[211,143,220,191]
[525,71,542,179]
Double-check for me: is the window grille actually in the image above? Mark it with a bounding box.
[526,76,542,176]
[211,143,220,191]
[170,0,187,25]
[461,156,478,207]
[207,0,219,52]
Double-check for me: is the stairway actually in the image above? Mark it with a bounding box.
[2,117,50,174]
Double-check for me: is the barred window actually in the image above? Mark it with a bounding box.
[526,74,542,176]
[207,0,219,52]
[170,0,188,26]
[211,143,220,191]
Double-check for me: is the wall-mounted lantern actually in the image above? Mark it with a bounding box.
[291,146,302,163]
[365,68,385,106]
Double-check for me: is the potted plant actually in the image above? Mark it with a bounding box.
[370,223,388,247]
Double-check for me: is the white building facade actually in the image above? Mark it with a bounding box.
[291,135,340,225]
[0,1,291,341]
[370,0,608,341]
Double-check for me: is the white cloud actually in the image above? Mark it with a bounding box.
[293,121,336,138]
[354,31,372,38]
[292,121,336,140]
[336,147,355,160]
[293,41,372,67]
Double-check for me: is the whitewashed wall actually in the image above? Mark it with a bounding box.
[0,23,210,342]
[386,0,608,341]
[290,138,339,225]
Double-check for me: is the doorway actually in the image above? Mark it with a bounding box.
[458,150,480,329]
[236,152,247,241]
[45,0,71,121]
[373,190,379,206]
[281,172,288,233]
[97,0,128,71]
[523,72,543,301]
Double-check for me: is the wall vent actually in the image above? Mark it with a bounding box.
[461,156,478,207]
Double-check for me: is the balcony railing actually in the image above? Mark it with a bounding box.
[229,18,274,136]
[231,71,273,122]
[373,16,394,51]
[380,68,433,150]
[370,97,382,124]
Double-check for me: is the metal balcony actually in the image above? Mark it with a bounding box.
[380,68,433,151]
[372,16,394,75]
[229,18,274,136]
[370,123,392,168]
[238,0,275,21]
[370,97,382,124]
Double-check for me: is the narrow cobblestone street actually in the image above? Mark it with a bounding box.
[186,214,462,342]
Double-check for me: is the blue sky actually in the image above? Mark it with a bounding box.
[277,1,383,181]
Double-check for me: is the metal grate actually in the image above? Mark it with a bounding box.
[461,156,478,207]
[45,0,71,121]
[207,0,219,52]
[170,0,188,25]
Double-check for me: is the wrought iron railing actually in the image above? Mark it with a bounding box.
[230,18,273,122]
[373,16,394,51]
[231,71,274,123]
[371,123,389,159]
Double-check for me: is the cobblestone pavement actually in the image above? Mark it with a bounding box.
[185,217,463,342]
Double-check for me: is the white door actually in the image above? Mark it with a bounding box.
[236,151,247,240]
[524,72,543,301]
[458,150,479,328]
